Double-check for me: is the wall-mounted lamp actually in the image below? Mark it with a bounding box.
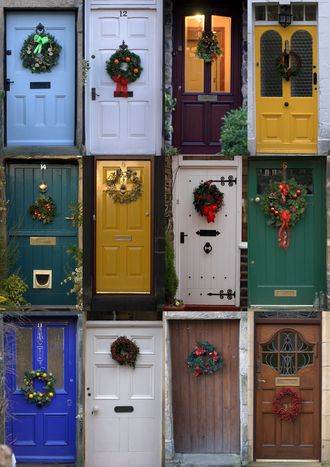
[278,5,292,28]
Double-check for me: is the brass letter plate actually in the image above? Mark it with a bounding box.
[275,376,300,387]
[274,289,297,297]
[197,94,218,102]
[30,237,56,246]
[114,235,132,241]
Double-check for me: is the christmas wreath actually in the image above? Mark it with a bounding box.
[195,31,222,63]
[106,168,143,204]
[111,336,139,368]
[20,23,61,74]
[276,51,301,81]
[193,181,224,223]
[29,195,56,224]
[187,341,224,377]
[260,178,307,249]
[273,387,303,421]
[106,41,143,97]
[21,368,56,408]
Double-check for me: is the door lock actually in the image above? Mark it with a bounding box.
[91,88,100,100]
[5,79,14,91]
[180,232,188,244]
[284,101,289,107]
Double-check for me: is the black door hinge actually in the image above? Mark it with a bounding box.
[207,289,236,300]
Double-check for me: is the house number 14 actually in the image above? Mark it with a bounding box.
[120,10,128,17]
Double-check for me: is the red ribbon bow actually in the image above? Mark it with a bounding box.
[278,209,291,249]
[112,75,129,97]
[202,204,218,223]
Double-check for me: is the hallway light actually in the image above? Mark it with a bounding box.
[278,6,292,27]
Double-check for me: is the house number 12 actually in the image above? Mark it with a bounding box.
[120,10,128,17]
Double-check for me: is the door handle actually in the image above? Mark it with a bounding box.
[313,72,317,85]
[180,232,188,244]
[65,216,74,220]
[91,405,99,415]
[91,88,100,100]
[5,78,14,91]
[257,379,266,383]
[284,101,289,107]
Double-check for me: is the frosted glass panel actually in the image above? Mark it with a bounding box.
[16,328,32,388]
[48,328,64,388]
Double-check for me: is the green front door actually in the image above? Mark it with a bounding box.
[248,158,326,307]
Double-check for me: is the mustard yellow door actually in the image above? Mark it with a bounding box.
[96,160,151,293]
[256,26,317,154]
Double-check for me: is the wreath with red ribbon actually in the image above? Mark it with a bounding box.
[276,50,301,81]
[273,387,303,421]
[260,178,307,249]
[187,341,224,377]
[193,181,224,223]
[106,41,143,97]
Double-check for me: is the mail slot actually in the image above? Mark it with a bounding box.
[114,406,134,413]
[197,94,218,102]
[114,235,132,241]
[196,230,220,237]
[30,82,51,89]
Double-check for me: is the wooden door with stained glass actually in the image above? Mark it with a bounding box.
[255,323,320,460]
[173,2,242,154]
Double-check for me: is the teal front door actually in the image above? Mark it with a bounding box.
[248,158,326,307]
[6,162,78,305]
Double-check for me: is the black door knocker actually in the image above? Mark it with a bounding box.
[203,242,212,254]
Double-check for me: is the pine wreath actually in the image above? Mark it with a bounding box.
[273,387,303,421]
[276,51,301,81]
[21,368,56,408]
[111,336,139,368]
[195,31,222,62]
[20,24,61,74]
[260,178,307,248]
[193,180,224,223]
[187,341,224,377]
[106,168,143,204]
[106,41,143,96]
[29,195,56,224]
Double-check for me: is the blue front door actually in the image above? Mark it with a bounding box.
[6,11,75,145]
[5,318,77,463]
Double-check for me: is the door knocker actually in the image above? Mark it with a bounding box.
[203,242,212,254]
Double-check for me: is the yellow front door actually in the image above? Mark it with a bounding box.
[96,160,151,294]
[256,26,317,154]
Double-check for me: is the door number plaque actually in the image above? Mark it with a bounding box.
[275,376,300,387]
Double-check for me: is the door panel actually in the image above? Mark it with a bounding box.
[86,325,162,467]
[6,12,75,145]
[248,158,325,306]
[6,318,77,463]
[173,4,242,154]
[256,26,317,153]
[96,161,151,293]
[255,323,320,459]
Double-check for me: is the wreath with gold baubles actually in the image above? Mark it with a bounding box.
[273,387,303,421]
[29,195,56,224]
[111,336,140,368]
[106,168,143,204]
[187,341,224,377]
[276,50,301,81]
[195,31,222,63]
[21,368,56,408]
[20,23,62,74]
[193,181,224,223]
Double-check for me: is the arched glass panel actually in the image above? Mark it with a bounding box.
[291,30,313,97]
[260,30,283,97]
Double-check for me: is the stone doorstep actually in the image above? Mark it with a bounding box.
[248,463,322,467]
[167,453,242,467]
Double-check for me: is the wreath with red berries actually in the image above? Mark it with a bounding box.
[29,195,56,224]
[193,181,224,223]
[187,341,224,377]
[195,31,222,63]
[260,178,307,248]
[276,51,301,81]
[21,368,56,408]
[111,336,139,368]
[273,387,303,421]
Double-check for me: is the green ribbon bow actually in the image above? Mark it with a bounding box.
[33,34,49,55]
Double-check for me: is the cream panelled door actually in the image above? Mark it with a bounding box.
[86,323,162,467]
[89,10,156,155]
[256,26,317,154]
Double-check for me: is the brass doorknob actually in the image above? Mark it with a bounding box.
[284,102,289,107]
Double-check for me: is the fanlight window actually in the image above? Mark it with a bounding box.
[262,329,314,375]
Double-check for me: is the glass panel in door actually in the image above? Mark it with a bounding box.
[211,15,231,93]
[185,15,204,92]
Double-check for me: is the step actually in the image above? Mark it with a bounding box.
[167,453,241,467]
[249,462,322,467]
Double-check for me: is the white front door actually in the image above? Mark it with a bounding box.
[175,166,241,306]
[85,323,162,467]
[6,12,75,145]
[88,10,156,155]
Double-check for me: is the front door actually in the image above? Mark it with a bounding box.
[5,318,77,463]
[6,162,78,305]
[248,158,325,306]
[255,26,318,153]
[255,323,320,459]
[6,12,75,145]
[96,160,151,294]
[85,324,162,467]
[173,3,242,154]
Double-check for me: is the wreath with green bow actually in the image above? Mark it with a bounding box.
[20,24,62,73]
[195,31,222,62]
[29,195,56,224]
[21,368,56,408]
[187,341,224,377]
[106,168,143,204]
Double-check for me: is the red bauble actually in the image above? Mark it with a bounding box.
[292,193,297,199]
[296,189,301,196]
[274,210,279,216]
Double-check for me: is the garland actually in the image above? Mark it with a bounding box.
[276,51,301,81]
[187,341,224,377]
[195,31,222,63]
[21,368,56,408]
[111,336,139,368]
[273,387,303,421]
[106,168,143,204]
[106,41,143,97]
[193,181,224,223]
[29,195,56,224]
[260,178,307,249]
[20,26,61,74]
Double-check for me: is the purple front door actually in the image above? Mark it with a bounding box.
[5,318,77,463]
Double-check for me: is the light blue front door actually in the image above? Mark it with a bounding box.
[6,12,75,145]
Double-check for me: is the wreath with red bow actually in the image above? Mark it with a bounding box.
[187,341,224,377]
[106,41,143,97]
[273,387,303,421]
[193,181,224,223]
[260,178,307,249]
[276,50,301,81]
